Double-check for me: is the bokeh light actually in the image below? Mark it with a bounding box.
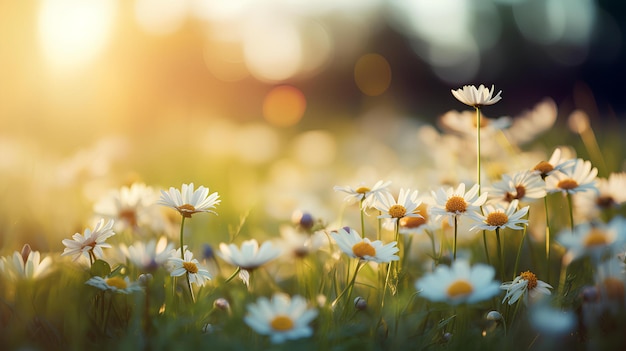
[354,53,391,96]
[262,85,307,127]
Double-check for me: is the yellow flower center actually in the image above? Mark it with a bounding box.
[352,241,376,258]
[106,277,128,289]
[177,204,196,218]
[388,204,407,218]
[447,279,473,298]
[119,209,138,227]
[601,277,625,301]
[445,196,467,213]
[557,179,578,190]
[183,261,199,274]
[270,315,294,331]
[400,216,426,229]
[583,229,608,248]
[532,161,554,176]
[520,271,538,290]
[486,212,509,227]
[505,186,526,202]
[356,187,370,194]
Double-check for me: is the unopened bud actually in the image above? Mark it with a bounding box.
[138,273,153,286]
[354,296,367,310]
[214,298,230,310]
[486,311,502,321]
[20,244,32,264]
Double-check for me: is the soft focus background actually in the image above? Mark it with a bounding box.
[1,0,625,251]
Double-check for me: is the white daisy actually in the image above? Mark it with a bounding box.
[330,227,399,264]
[1,245,53,280]
[333,180,392,209]
[532,147,575,179]
[218,239,282,271]
[500,270,552,305]
[438,109,511,137]
[244,293,318,344]
[85,275,143,294]
[451,84,502,107]
[429,183,488,226]
[529,302,576,335]
[61,219,116,262]
[546,158,598,195]
[558,216,626,264]
[120,236,173,272]
[415,259,500,305]
[375,188,423,224]
[158,183,220,218]
[468,199,529,232]
[168,248,212,287]
[486,170,547,205]
[574,172,626,222]
[94,182,166,232]
[397,202,434,236]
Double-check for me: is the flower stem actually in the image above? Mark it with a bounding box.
[179,217,186,260]
[475,107,482,187]
[224,266,241,284]
[566,193,575,232]
[513,224,528,280]
[453,216,458,261]
[544,196,552,283]
[360,199,366,238]
[495,228,504,281]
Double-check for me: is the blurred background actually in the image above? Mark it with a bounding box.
[0,0,624,250]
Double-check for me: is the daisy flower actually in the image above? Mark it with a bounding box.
[1,245,53,280]
[218,239,282,271]
[451,84,502,107]
[94,182,166,232]
[574,172,626,222]
[438,109,511,138]
[120,236,173,272]
[397,202,433,236]
[168,248,212,287]
[430,183,488,226]
[532,147,575,179]
[333,180,392,209]
[486,170,547,205]
[85,275,143,294]
[546,158,598,195]
[558,216,626,264]
[244,293,318,344]
[468,199,529,232]
[415,259,500,305]
[61,219,116,262]
[278,225,326,259]
[529,302,576,335]
[158,183,220,218]
[375,188,423,224]
[501,270,552,305]
[330,227,399,264]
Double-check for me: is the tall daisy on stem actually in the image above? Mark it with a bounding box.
[469,200,529,280]
[430,183,487,261]
[334,180,392,237]
[158,183,220,302]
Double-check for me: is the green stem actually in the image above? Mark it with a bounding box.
[332,260,364,310]
[544,196,551,283]
[224,266,241,284]
[482,230,491,265]
[512,226,528,280]
[453,216,458,261]
[476,107,482,187]
[179,216,186,260]
[360,199,366,238]
[566,193,575,231]
[495,228,504,281]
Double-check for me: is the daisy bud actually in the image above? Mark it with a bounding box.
[354,296,367,310]
[486,311,502,321]
[214,298,230,310]
[202,244,215,260]
[138,273,153,286]
[292,210,314,230]
[443,332,453,342]
[20,244,32,264]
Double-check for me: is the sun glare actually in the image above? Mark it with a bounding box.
[38,0,116,70]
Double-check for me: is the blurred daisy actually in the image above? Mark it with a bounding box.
[415,259,500,305]
[331,227,399,264]
[1,244,53,280]
[430,183,488,226]
[439,110,511,137]
[532,147,575,179]
[501,270,552,305]
[61,219,116,262]
[397,202,433,236]
[558,216,626,264]
[574,172,626,221]
[244,293,318,344]
[158,183,220,218]
[375,188,423,224]
[468,199,529,232]
[529,302,576,335]
[86,275,143,294]
[168,248,212,286]
[546,158,598,195]
[94,182,166,232]
[278,226,326,259]
[120,236,173,272]
[452,84,502,107]
[486,170,546,205]
[218,239,282,271]
[333,180,392,209]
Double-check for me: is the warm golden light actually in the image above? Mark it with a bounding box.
[263,85,307,127]
[354,53,391,96]
[38,0,116,70]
